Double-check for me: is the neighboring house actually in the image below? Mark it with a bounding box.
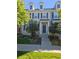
[21,1,61,35]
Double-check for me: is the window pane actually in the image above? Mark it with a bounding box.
[41,13,42,18]
[40,5,43,9]
[54,12,58,19]
[47,13,48,18]
[30,5,32,9]
[32,13,34,18]
[34,13,38,18]
[52,12,54,19]
[57,4,60,8]
[38,13,39,19]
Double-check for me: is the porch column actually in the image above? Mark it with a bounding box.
[48,21,49,34]
[46,24,48,34]
[39,22,42,35]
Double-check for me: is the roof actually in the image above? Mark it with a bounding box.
[26,8,55,11]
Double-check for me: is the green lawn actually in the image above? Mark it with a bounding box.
[17,51,61,59]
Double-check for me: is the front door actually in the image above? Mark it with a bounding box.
[42,24,46,33]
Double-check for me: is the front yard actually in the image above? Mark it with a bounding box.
[17,37,31,44]
[17,34,41,44]
[17,51,61,59]
[48,34,61,46]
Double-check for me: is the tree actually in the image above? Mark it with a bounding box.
[56,9,61,18]
[27,20,39,40]
[49,22,60,34]
[49,22,61,40]
[17,0,30,27]
[49,22,61,45]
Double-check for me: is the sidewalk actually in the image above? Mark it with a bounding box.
[34,50,61,53]
[17,44,41,51]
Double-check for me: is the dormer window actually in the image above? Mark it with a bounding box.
[40,2,44,9]
[47,13,48,18]
[29,2,34,10]
[30,5,32,10]
[57,4,60,8]
[40,5,43,9]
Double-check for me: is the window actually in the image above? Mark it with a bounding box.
[54,12,58,19]
[41,13,42,18]
[34,13,38,18]
[57,4,60,8]
[40,5,43,9]
[38,13,39,19]
[32,13,34,18]
[30,5,32,10]
[52,12,54,19]
[42,13,47,18]
[47,13,48,18]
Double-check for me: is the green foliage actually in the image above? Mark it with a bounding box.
[17,51,61,59]
[49,22,61,46]
[17,0,30,27]
[49,34,61,46]
[27,20,39,40]
[49,22,61,34]
[17,37,31,44]
[27,20,39,32]
[17,34,41,44]
[56,9,61,18]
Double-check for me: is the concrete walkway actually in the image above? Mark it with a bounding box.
[17,34,61,51]
[41,35,53,50]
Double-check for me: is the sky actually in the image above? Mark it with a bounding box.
[24,0,61,9]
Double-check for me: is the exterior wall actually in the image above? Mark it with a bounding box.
[30,10,54,20]
[21,1,61,35]
[21,9,60,35]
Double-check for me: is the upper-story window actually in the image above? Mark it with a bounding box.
[30,5,32,10]
[41,13,42,18]
[31,13,48,19]
[34,13,38,18]
[32,13,34,18]
[40,5,43,9]
[38,13,39,19]
[32,13,39,19]
[57,4,60,8]
[52,12,54,19]
[42,13,45,18]
[40,13,48,19]
[47,13,48,18]
[54,12,58,19]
